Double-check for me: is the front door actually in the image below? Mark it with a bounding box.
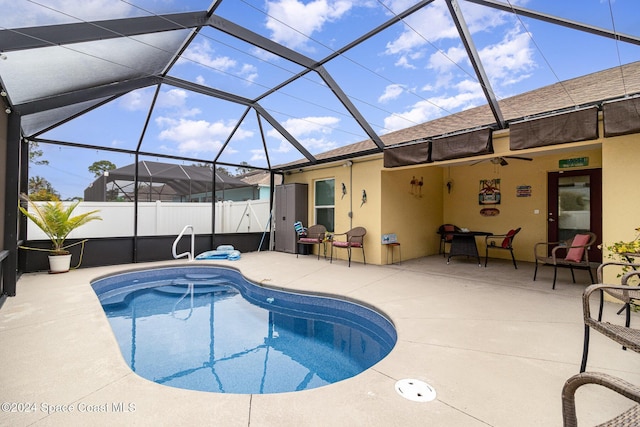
[547,169,602,262]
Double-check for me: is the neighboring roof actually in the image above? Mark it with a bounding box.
[239,170,283,187]
[104,161,249,194]
[292,61,640,166]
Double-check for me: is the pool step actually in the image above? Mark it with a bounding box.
[99,275,234,306]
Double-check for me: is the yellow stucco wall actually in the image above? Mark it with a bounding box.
[443,146,602,263]
[283,157,383,264]
[284,114,640,267]
[601,132,640,282]
[381,164,443,263]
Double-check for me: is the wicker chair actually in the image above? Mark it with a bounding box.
[437,224,461,257]
[296,224,327,260]
[484,227,521,269]
[533,232,597,289]
[580,268,640,372]
[330,227,366,267]
[562,372,640,427]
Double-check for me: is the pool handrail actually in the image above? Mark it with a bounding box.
[172,225,195,262]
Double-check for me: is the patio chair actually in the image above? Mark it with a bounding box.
[562,372,640,427]
[580,266,640,372]
[533,232,597,289]
[484,227,521,269]
[437,224,461,257]
[296,224,327,260]
[330,227,366,267]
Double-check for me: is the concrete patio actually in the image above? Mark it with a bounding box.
[1,251,638,426]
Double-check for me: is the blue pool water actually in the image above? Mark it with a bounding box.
[92,266,397,394]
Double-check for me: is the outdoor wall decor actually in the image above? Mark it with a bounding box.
[361,189,367,206]
[410,176,424,197]
[516,185,532,197]
[480,207,500,217]
[479,179,501,205]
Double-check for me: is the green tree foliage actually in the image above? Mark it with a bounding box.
[28,176,60,201]
[29,141,49,165]
[88,160,117,178]
[234,161,251,176]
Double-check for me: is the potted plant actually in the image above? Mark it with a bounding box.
[19,194,102,273]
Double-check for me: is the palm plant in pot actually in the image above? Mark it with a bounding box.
[19,194,102,273]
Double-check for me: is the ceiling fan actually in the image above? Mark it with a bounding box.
[471,156,533,166]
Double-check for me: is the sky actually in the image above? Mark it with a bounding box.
[1,0,639,199]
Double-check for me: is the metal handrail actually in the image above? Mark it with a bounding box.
[172,225,194,262]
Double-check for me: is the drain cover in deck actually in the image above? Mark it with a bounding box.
[395,379,436,402]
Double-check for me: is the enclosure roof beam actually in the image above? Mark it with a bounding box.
[465,0,640,46]
[445,0,505,129]
[0,12,207,52]
[15,76,161,115]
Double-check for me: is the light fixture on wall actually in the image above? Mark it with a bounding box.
[4,107,11,114]
[0,90,7,97]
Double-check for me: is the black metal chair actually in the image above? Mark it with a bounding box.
[484,227,521,269]
[437,224,461,258]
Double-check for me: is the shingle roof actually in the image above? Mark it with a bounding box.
[298,61,640,165]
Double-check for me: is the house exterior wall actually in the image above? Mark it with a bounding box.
[381,165,443,262]
[285,115,636,267]
[601,131,640,282]
[443,146,602,264]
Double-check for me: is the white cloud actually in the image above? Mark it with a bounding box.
[378,84,405,103]
[385,2,457,54]
[478,29,535,86]
[181,40,237,71]
[267,116,340,152]
[394,56,416,69]
[382,80,484,132]
[265,0,353,50]
[428,45,468,74]
[156,118,254,155]
[119,88,152,111]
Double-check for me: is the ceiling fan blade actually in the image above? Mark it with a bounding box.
[504,156,533,161]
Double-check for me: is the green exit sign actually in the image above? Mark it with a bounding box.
[559,157,589,168]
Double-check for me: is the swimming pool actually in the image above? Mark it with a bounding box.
[92,266,397,394]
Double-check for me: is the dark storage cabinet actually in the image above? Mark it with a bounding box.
[274,183,308,253]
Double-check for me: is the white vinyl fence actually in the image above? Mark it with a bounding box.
[25,200,272,240]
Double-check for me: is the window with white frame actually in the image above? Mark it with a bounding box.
[314,178,335,232]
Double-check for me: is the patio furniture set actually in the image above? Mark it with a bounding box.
[439,224,639,425]
[294,222,366,267]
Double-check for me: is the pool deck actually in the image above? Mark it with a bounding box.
[1,251,639,426]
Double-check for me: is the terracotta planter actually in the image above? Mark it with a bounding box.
[48,254,72,274]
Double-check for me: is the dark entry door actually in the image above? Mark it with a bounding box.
[547,169,602,262]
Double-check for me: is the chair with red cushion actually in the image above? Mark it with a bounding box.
[330,227,366,267]
[296,224,327,260]
[533,232,597,289]
[437,224,461,257]
[484,227,521,269]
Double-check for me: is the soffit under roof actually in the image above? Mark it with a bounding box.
[1,0,639,172]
